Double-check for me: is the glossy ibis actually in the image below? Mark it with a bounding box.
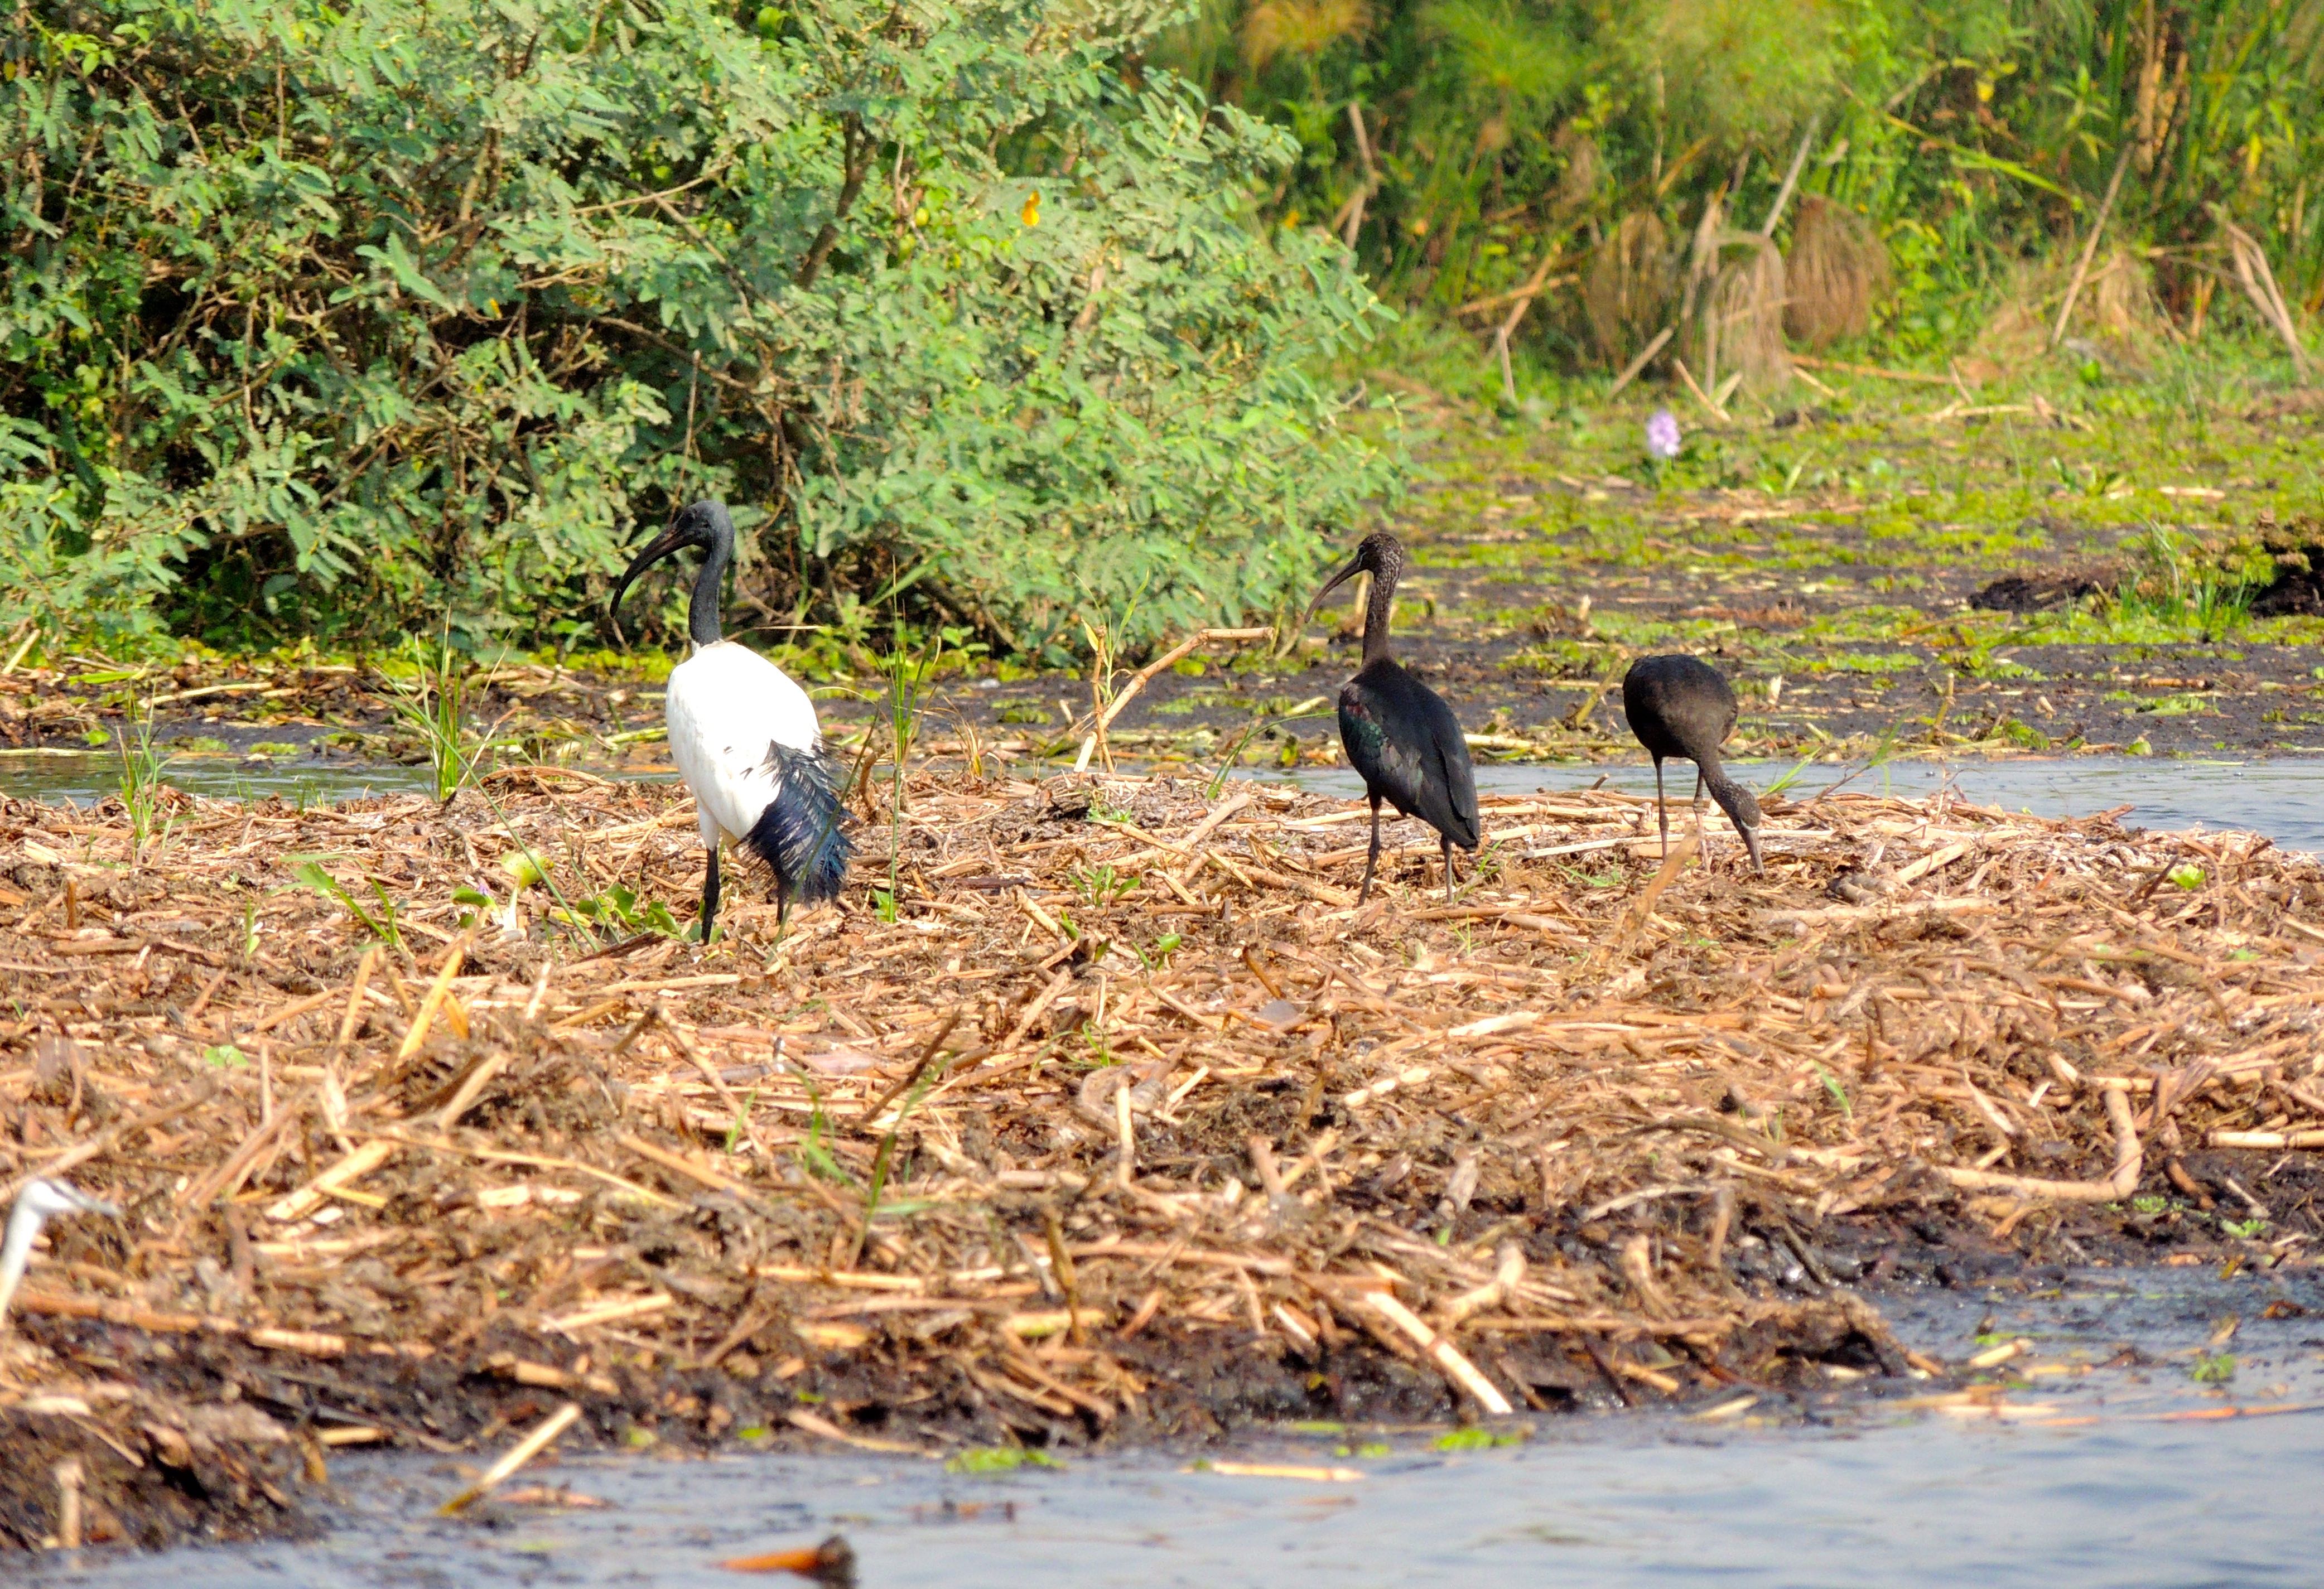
[1301,532,1479,902]
[610,500,852,939]
[1621,654,1763,874]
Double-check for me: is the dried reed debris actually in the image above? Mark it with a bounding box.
[1783,195,1891,350]
[3,772,2322,1546]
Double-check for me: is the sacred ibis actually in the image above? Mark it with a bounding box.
[609,500,852,938]
[1620,654,1763,875]
[1301,532,1479,902]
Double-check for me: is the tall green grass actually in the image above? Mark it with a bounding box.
[113,697,172,863]
[384,630,485,803]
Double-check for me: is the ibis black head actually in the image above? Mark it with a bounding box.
[1303,532,1405,620]
[1303,533,1410,663]
[610,500,735,648]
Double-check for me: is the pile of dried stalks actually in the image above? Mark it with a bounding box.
[1975,249,2172,374]
[1783,195,1891,350]
[1585,211,1676,368]
[4,771,2322,1548]
[1691,234,1791,395]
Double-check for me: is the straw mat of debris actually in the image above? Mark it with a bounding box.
[4,771,2322,1547]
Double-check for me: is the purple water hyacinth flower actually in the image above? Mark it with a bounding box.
[1645,407,1681,461]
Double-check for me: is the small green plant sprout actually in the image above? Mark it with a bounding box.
[1761,757,1817,799]
[384,627,501,803]
[1813,1064,1853,1118]
[562,882,680,939]
[1433,1427,1525,1452]
[202,1044,249,1069]
[722,1088,760,1154]
[945,1446,1061,1475]
[291,858,403,949]
[785,1069,855,1187]
[1131,930,1183,972]
[1069,863,1140,907]
[451,885,519,936]
[2188,1352,2236,1384]
[452,886,492,924]
[2222,1216,2268,1239]
[2167,862,2206,891]
[114,694,173,862]
[866,611,960,897]
[872,887,901,924]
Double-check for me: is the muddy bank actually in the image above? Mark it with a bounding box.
[4,771,2324,1552]
[16,392,2324,795]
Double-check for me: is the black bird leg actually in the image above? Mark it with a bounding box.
[698,846,722,944]
[1440,834,1458,903]
[1359,795,1384,902]
[1653,756,1669,859]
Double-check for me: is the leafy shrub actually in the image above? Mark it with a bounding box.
[1,0,1397,655]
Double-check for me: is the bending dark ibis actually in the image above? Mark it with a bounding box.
[609,500,853,940]
[1301,532,1479,902]
[1620,654,1763,875]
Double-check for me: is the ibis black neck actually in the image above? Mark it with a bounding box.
[687,527,730,648]
[1361,562,1399,666]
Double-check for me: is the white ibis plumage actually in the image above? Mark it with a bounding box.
[1301,532,1479,902]
[1621,654,1763,874]
[610,501,852,938]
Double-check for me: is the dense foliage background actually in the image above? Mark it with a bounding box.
[1158,1,2324,365]
[1,0,1395,655]
[8,0,2321,659]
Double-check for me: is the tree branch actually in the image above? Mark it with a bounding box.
[796,114,870,289]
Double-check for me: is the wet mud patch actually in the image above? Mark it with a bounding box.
[5,772,2324,1553]
[1969,569,2113,613]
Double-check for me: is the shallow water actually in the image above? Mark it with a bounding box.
[1281,754,2324,856]
[32,1268,2324,1587]
[10,750,2323,857]
[0,750,440,808]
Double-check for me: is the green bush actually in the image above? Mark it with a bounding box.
[1,0,1397,656]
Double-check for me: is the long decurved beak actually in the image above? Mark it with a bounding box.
[607,523,690,640]
[1299,553,1366,632]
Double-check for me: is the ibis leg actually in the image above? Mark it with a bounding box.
[1694,767,1709,866]
[1653,757,1669,859]
[1358,796,1384,902]
[1440,834,1458,903]
[698,846,721,944]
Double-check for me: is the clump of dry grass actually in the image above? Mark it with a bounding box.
[1585,210,1677,368]
[1241,0,1369,68]
[1974,248,2171,375]
[1782,195,1891,349]
[4,769,2322,1548]
[1689,231,1791,394]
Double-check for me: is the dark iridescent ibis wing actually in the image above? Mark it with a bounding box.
[1621,654,1740,765]
[1339,660,1479,849]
